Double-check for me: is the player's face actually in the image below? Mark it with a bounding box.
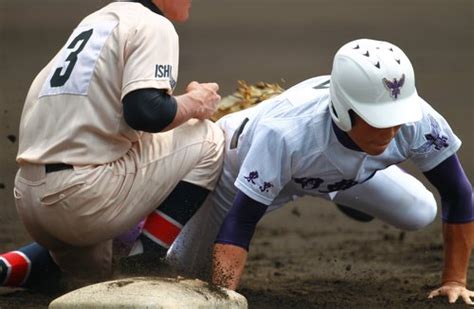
[348,113,401,156]
[153,0,192,22]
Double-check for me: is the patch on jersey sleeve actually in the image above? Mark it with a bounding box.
[243,171,274,193]
[259,182,274,193]
[155,64,176,89]
[412,114,449,154]
[244,171,259,184]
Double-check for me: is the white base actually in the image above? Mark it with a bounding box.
[49,276,248,309]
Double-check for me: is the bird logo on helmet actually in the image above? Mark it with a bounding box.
[329,38,423,132]
[383,74,405,99]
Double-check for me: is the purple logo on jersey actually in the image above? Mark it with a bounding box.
[244,171,259,184]
[170,76,177,89]
[383,74,405,99]
[294,177,324,190]
[319,179,358,193]
[425,134,448,150]
[259,182,274,193]
[412,114,449,153]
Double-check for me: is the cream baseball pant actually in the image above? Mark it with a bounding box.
[14,119,224,281]
[167,165,437,278]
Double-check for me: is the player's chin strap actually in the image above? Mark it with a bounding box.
[131,0,164,16]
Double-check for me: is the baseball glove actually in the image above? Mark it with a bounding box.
[211,80,284,122]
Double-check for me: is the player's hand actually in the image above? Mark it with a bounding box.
[185,81,221,120]
[428,282,474,305]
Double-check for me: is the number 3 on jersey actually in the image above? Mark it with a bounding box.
[40,21,118,97]
[50,29,93,88]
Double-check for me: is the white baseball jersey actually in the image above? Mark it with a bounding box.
[216,76,461,212]
[17,2,179,165]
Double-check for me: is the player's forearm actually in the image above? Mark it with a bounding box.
[212,243,248,290]
[161,94,201,130]
[442,221,474,286]
[164,81,220,130]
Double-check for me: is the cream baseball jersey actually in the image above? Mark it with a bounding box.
[216,76,461,211]
[17,2,179,165]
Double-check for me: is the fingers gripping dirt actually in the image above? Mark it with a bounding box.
[428,282,474,305]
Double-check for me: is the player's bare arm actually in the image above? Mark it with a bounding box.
[172,81,221,123]
[428,222,474,304]
[212,244,247,290]
[442,222,474,287]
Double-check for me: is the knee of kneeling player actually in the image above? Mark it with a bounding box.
[398,192,437,231]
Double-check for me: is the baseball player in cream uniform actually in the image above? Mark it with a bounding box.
[11,0,224,283]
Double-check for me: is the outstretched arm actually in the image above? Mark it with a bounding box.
[423,154,474,305]
[212,191,268,290]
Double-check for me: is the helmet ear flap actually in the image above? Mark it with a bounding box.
[330,103,352,131]
[329,81,353,132]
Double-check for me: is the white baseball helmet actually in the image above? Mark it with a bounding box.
[329,39,422,131]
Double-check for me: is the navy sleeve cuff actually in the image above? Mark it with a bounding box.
[215,190,268,251]
[424,154,474,223]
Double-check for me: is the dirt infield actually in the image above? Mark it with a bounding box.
[0,0,472,308]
